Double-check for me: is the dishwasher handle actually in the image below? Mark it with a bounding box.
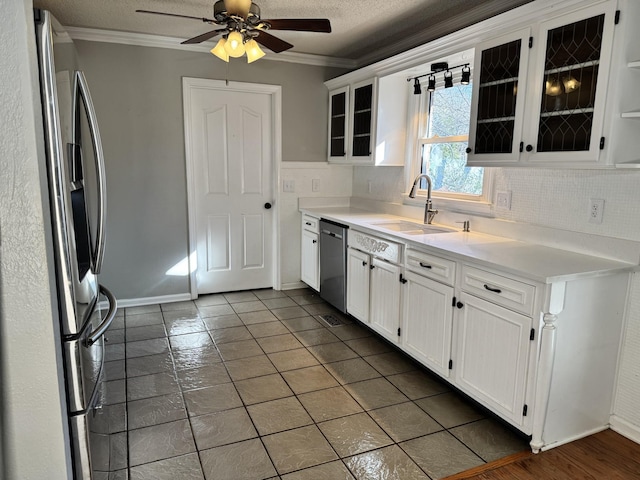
[321,229,343,240]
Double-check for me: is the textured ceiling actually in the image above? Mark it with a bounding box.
[33,0,532,62]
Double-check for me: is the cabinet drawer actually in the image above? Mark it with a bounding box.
[461,265,536,316]
[406,248,455,285]
[302,214,319,233]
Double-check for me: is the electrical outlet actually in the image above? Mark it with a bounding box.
[312,178,320,192]
[283,179,295,192]
[496,190,512,210]
[589,198,604,224]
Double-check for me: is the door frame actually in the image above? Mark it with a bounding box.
[182,77,282,299]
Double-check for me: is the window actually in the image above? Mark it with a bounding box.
[408,77,492,208]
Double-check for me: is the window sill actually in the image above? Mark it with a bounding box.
[402,194,494,217]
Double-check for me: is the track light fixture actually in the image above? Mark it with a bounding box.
[408,63,471,95]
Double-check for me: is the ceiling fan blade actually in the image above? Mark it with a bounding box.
[181,29,225,45]
[262,19,331,33]
[135,10,214,23]
[224,0,251,18]
[255,30,294,53]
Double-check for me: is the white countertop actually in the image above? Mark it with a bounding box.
[301,206,638,284]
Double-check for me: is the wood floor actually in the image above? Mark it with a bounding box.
[445,429,640,480]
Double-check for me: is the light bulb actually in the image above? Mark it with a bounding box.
[210,38,229,62]
[245,39,265,63]
[224,31,246,57]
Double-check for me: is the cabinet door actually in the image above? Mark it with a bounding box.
[328,86,349,161]
[467,28,531,165]
[346,248,370,322]
[349,78,377,163]
[369,258,400,342]
[525,1,617,164]
[301,229,319,291]
[454,294,532,426]
[401,271,454,378]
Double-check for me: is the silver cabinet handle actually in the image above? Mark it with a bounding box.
[75,70,107,274]
[86,285,117,346]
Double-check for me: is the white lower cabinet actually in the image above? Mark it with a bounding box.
[369,258,401,343]
[346,247,370,323]
[453,293,532,426]
[300,229,319,290]
[401,270,454,378]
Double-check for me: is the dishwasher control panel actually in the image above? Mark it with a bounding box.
[348,230,401,263]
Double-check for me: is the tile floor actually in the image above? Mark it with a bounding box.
[99,288,529,480]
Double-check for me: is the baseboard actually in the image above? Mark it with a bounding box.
[280,281,308,291]
[99,293,192,310]
[610,415,640,445]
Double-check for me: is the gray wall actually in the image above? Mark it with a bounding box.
[0,1,72,478]
[75,41,346,301]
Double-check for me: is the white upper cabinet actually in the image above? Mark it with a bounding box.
[328,79,378,164]
[468,1,618,167]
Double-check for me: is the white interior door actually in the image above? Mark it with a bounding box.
[184,79,276,294]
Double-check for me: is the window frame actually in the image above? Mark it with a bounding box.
[404,74,494,215]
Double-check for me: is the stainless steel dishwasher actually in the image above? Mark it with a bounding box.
[319,219,348,313]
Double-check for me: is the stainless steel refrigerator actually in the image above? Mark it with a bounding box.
[35,9,118,479]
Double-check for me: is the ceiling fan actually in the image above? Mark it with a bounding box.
[136,0,331,63]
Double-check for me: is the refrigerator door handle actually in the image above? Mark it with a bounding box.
[85,285,117,347]
[75,70,107,274]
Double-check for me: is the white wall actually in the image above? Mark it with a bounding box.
[0,1,72,478]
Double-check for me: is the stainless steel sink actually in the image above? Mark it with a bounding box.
[370,220,456,235]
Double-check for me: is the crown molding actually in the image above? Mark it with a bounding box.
[65,26,357,69]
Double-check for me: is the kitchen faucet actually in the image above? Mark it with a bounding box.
[409,174,438,224]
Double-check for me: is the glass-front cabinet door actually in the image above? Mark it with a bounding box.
[468,29,531,165]
[328,86,349,160]
[350,79,375,161]
[526,1,617,164]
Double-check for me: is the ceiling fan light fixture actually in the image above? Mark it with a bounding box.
[211,38,230,62]
[245,39,265,63]
[224,31,246,57]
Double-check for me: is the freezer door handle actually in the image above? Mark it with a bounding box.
[86,285,117,347]
[75,70,107,274]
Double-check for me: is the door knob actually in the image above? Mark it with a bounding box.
[456,301,464,309]
[264,202,272,209]
[526,144,533,152]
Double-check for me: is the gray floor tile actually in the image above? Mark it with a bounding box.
[162,311,202,323]
[268,348,319,371]
[307,342,359,363]
[401,431,484,479]
[127,371,180,401]
[199,438,277,480]
[331,324,373,341]
[252,288,287,300]
[284,288,315,297]
[271,306,310,320]
[202,314,243,330]
[126,324,167,342]
[164,318,207,336]
[324,357,382,385]
[281,316,323,332]
[301,302,336,316]
[231,300,268,314]
[281,365,339,394]
[126,338,170,359]
[369,402,443,442]
[128,419,196,467]
[128,392,187,430]
[172,345,222,371]
[127,352,175,378]
[449,418,529,462]
[224,291,259,303]
[387,370,450,400]
[294,328,340,347]
[109,432,128,471]
[363,351,417,376]
[262,297,297,309]
[126,312,164,328]
[194,294,228,307]
[344,336,393,356]
[238,309,279,325]
[247,396,313,435]
[224,355,277,381]
[129,453,204,480]
[209,325,253,344]
[263,425,338,475]
[246,320,289,338]
[415,391,484,428]
[344,378,409,410]
[183,383,243,417]
[127,305,161,316]
[105,329,125,344]
[298,386,364,422]
[190,407,257,450]
[345,444,429,480]
[319,412,393,457]
[176,363,231,391]
[216,339,263,360]
[104,360,125,381]
[256,333,304,353]
[280,461,355,480]
[197,304,235,318]
[169,332,214,351]
[104,379,126,405]
[160,301,199,314]
[289,293,325,306]
[105,343,125,361]
[234,373,293,405]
